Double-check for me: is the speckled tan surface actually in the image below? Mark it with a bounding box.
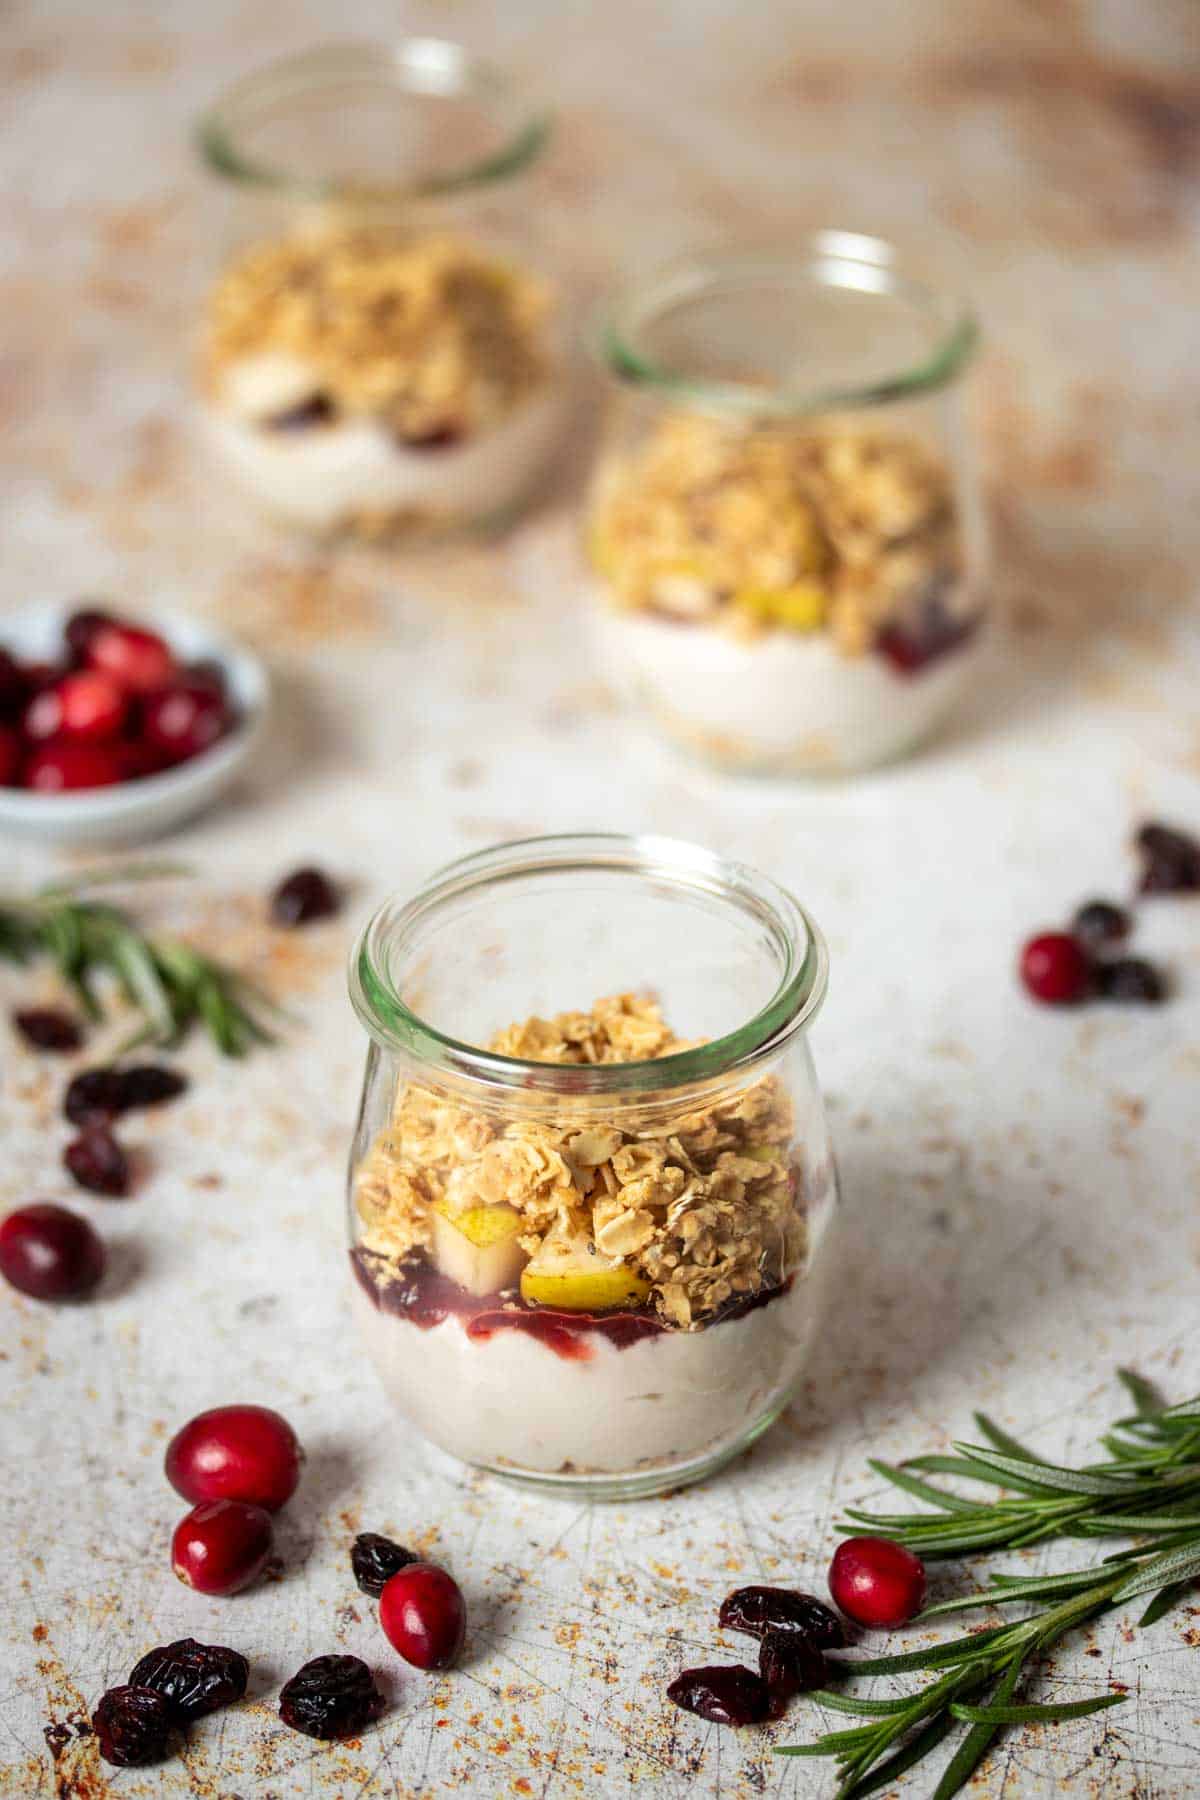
[3,1,1200,1794]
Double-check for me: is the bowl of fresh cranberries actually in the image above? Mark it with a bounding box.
[0,603,267,845]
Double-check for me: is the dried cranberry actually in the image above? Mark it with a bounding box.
[142,681,229,763]
[267,394,337,431]
[91,1684,173,1767]
[270,866,340,927]
[759,1630,826,1707]
[63,1067,127,1125]
[172,1499,274,1596]
[1072,899,1131,950]
[351,1531,418,1597]
[64,1126,131,1197]
[165,1404,302,1511]
[0,1204,105,1300]
[1019,931,1092,1005]
[116,1063,188,1110]
[666,1665,771,1727]
[12,1007,82,1052]
[718,1586,847,1649]
[63,1063,186,1126]
[1136,821,1200,894]
[24,741,124,792]
[829,1537,927,1629]
[64,606,116,665]
[1095,957,1167,1004]
[128,1638,248,1723]
[278,1655,384,1740]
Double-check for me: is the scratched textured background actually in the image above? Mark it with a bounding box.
[2,0,1200,1794]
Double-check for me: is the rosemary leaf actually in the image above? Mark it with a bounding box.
[949,1694,1125,1725]
[971,1413,1049,1465]
[931,1658,1023,1800]
[866,1459,983,1514]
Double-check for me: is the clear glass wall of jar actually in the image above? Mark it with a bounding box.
[585,237,987,775]
[193,42,569,539]
[347,834,837,1501]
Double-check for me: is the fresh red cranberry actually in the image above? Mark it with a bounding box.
[24,671,128,744]
[1136,821,1200,894]
[279,1655,384,1739]
[117,737,175,783]
[1071,899,1131,950]
[64,606,116,665]
[0,723,20,784]
[184,659,229,699]
[270,866,340,927]
[87,622,175,695]
[0,1203,105,1300]
[91,1684,173,1767]
[1019,931,1092,1005]
[379,1563,466,1670]
[12,1007,82,1052]
[0,648,24,714]
[171,1500,273,1596]
[829,1537,927,1629]
[1096,957,1167,1004]
[142,681,228,762]
[165,1404,302,1511]
[19,659,68,694]
[64,1126,131,1197]
[666,1665,771,1726]
[24,741,124,792]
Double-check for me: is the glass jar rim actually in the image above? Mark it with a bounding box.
[349,833,828,1094]
[593,235,979,419]
[195,40,551,201]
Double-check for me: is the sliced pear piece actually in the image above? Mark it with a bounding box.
[520,1230,652,1313]
[431,1201,527,1298]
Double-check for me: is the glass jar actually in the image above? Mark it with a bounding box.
[193,41,569,538]
[585,236,987,775]
[346,833,837,1501]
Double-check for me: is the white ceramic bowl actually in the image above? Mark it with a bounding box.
[0,605,269,848]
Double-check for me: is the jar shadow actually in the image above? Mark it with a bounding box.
[738,1128,1095,1482]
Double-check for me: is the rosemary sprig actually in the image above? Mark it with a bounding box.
[0,870,279,1056]
[777,1372,1200,1797]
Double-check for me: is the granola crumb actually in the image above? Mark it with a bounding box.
[354,995,805,1329]
[587,412,962,655]
[203,226,552,442]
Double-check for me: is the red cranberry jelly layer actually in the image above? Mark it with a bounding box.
[351,1249,790,1363]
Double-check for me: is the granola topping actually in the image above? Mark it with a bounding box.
[588,413,961,655]
[354,994,804,1329]
[203,227,552,443]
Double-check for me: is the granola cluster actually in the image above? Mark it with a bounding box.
[588,413,960,654]
[204,226,551,441]
[354,994,804,1328]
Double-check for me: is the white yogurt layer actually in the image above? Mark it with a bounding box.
[351,1277,812,1477]
[594,599,984,773]
[203,369,568,531]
